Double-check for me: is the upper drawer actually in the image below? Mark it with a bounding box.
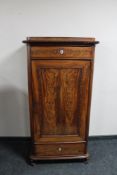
[31,46,94,59]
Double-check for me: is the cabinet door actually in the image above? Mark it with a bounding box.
[32,60,91,143]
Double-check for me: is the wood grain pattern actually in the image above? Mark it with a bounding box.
[32,60,90,141]
[31,46,94,59]
[39,68,59,135]
[25,37,96,42]
[34,143,85,157]
[23,37,99,161]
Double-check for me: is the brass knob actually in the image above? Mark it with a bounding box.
[59,49,64,55]
[58,147,62,152]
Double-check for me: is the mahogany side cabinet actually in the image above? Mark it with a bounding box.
[23,37,99,162]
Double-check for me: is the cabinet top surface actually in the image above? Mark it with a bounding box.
[23,37,99,46]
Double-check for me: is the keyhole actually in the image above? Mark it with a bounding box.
[59,49,64,54]
[58,147,62,152]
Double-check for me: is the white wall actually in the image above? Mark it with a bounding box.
[0,0,117,136]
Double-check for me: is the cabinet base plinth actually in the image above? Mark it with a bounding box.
[29,153,89,162]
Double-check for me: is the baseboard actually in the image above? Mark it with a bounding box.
[0,137,31,141]
[89,135,117,140]
[0,135,117,142]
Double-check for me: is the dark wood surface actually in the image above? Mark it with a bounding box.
[32,60,90,141]
[23,37,99,46]
[31,46,94,59]
[23,37,99,161]
[23,37,96,42]
[34,143,85,157]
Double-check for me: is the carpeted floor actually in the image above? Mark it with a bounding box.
[0,138,117,175]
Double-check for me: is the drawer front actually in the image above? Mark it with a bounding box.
[31,46,94,59]
[34,143,85,156]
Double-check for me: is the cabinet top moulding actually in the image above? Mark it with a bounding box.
[23,37,99,46]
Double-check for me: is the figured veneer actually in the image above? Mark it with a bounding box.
[23,37,99,161]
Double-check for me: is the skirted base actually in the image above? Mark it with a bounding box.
[29,153,89,164]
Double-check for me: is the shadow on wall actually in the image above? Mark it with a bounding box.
[0,46,30,136]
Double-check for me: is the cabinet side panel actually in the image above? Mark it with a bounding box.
[85,61,95,150]
[85,46,95,154]
[27,44,33,138]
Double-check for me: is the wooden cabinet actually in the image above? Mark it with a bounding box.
[23,37,99,161]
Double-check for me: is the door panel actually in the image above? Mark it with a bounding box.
[39,68,59,135]
[60,69,81,135]
[32,60,90,142]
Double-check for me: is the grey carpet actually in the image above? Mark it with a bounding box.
[0,138,117,175]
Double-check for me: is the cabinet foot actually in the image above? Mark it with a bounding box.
[83,156,89,164]
[26,157,34,166]
[84,159,88,164]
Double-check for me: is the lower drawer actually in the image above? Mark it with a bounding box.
[34,143,85,157]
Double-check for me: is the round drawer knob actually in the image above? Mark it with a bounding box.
[58,147,62,152]
[59,49,64,55]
